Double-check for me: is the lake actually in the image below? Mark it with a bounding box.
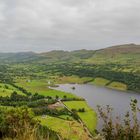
[52,84,140,128]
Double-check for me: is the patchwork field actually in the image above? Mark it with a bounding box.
[16,79,77,98]
[0,83,25,97]
[0,44,139,139]
[63,101,97,133]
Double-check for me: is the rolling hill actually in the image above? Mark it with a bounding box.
[0,44,139,92]
[0,43,139,66]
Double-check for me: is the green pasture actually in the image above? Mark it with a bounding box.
[16,79,77,98]
[90,77,127,91]
[63,101,97,133]
[36,115,91,140]
[107,81,127,91]
[56,75,93,84]
[0,83,25,97]
[90,77,110,86]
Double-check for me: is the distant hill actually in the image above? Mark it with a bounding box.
[0,44,139,66]
[82,44,140,65]
[0,52,38,63]
[97,44,140,54]
[34,44,140,66]
[0,43,139,92]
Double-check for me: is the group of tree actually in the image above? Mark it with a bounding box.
[0,107,59,140]
[48,63,140,92]
[0,91,53,107]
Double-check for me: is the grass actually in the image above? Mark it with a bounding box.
[56,75,93,84]
[16,79,77,98]
[107,82,127,91]
[36,115,91,140]
[90,77,110,86]
[0,83,25,97]
[15,78,97,138]
[63,101,97,133]
[90,77,127,91]
[58,115,74,120]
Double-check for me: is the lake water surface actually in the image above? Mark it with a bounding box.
[52,84,140,124]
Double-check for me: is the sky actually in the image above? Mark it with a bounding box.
[0,0,140,52]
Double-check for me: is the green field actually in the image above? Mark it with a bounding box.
[0,44,139,139]
[89,77,127,91]
[64,101,97,133]
[107,81,127,91]
[58,115,74,120]
[16,79,77,98]
[56,76,127,92]
[56,75,93,84]
[36,115,91,140]
[0,83,25,97]
[90,77,110,86]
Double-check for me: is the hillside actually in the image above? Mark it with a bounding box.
[0,44,139,92]
[0,44,139,65]
[31,44,140,74]
[0,52,38,63]
[87,44,140,65]
[34,44,140,70]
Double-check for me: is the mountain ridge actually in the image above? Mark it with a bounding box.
[0,43,139,64]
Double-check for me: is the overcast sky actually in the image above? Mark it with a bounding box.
[0,0,140,52]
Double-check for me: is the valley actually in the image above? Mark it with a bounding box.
[0,44,140,140]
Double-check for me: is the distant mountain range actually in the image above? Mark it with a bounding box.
[0,44,140,66]
[0,43,139,66]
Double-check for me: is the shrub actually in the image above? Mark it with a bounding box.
[97,99,140,140]
[0,107,59,140]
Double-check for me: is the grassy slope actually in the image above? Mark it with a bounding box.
[15,78,97,136]
[64,101,97,133]
[56,75,93,84]
[90,77,127,91]
[85,44,140,65]
[107,82,127,91]
[16,79,76,98]
[36,115,92,140]
[90,77,110,86]
[0,83,25,97]
[39,44,140,69]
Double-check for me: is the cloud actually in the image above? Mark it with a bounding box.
[0,0,140,52]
